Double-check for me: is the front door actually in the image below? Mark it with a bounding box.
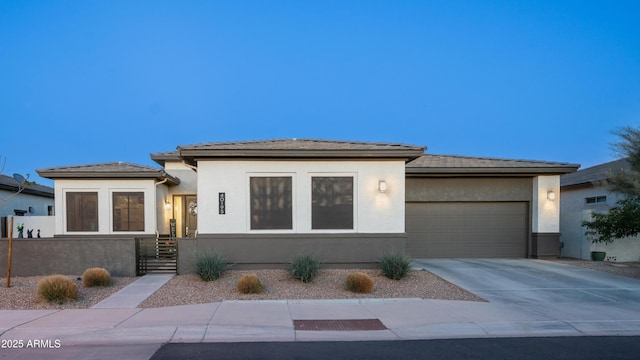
[173,195,197,237]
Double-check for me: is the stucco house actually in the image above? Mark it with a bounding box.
[29,139,577,275]
[560,158,640,262]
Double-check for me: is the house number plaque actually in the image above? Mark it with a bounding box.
[219,192,226,214]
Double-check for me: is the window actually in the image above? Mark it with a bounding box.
[586,196,607,204]
[312,176,353,230]
[250,177,292,230]
[66,192,98,232]
[113,192,145,231]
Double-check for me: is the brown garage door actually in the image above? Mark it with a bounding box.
[406,202,528,258]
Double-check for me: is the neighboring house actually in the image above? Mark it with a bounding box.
[560,158,640,262]
[0,174,55,237]
[34,139,578,271]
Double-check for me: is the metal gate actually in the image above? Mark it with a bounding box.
[135,237,178,276]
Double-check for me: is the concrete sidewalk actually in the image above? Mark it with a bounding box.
[2,297,640,347]
[91,274,174,309]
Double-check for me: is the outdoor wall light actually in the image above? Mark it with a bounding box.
[164,202,172,211]
[378,180,387,193]
[547,190,556,201]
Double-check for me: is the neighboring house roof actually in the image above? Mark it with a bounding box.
[37,162,180,185]
[0,174,54,198]
[406,154,580,175]
[177,139,426,163]
[560,158,629,189]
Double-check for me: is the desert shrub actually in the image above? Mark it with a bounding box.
[196,252,229,281]
[36,275,78,304]
[237,273,264,294]
[345,272,375,293]
[82,267,111,287]
[380,252,412,280]
[288,253,320,283]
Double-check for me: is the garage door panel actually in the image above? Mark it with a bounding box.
[406,202,528,258]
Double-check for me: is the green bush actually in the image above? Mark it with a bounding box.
[345,272,374,293]
[196,252,229,281]
[82,267,111,287]
[36,275,78,304]
[288,253,320,283]
[237,274,264,294]
[379,252,412,280]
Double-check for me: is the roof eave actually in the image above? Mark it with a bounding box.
[406,166,580,176]
[179,149,425,160]
[37,171,181,185]
[150,152,181,167]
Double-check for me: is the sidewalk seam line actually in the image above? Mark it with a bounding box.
[203,301,222,342]
[114,308,144,328]
[286,300,298,342]
[0,309,62,336]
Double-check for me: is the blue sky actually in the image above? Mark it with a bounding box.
[1,1,639,186]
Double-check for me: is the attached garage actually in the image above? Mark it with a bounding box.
[406,201,528,258]
[404,154,579,259]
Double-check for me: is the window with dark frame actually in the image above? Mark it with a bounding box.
[312,176,354,230]
[585,196,607,204]
[250,177,293,230]
[113,192,145,231]
[66,192,98,232]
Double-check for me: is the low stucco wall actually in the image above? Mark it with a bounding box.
[0,236,138,277]
[178,233,406,272]
[588,237,640,262]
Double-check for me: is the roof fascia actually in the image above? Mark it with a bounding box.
[178,148,424,159]
[406,166,580,176]
[37,171,181,185]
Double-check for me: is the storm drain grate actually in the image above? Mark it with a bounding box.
[293,319,387,331]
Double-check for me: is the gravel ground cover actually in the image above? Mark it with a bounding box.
[0,276,136,310]
[3,260,640,310]
[139,269,485,308]
[552,259,640,280]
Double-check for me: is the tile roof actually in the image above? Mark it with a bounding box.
[0,174,54,198]
[406,154,579,175]
[150,151,181,166]
[560,158,629,187]
[178,139,426,160]
[37,162,180,184]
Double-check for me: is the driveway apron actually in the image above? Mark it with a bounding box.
[413,259,640,305]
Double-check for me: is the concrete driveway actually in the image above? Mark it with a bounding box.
[413,258,640,304]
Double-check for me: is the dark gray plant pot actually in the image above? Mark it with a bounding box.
[591,251,606,261]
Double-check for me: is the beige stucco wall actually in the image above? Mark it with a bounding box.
[53,179,158,235]
[196,159,406,234]
[532,175,560,233]
[164,162,198,194]
[159,162,198,235]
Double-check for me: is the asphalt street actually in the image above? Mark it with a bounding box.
[151,336,640,360]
